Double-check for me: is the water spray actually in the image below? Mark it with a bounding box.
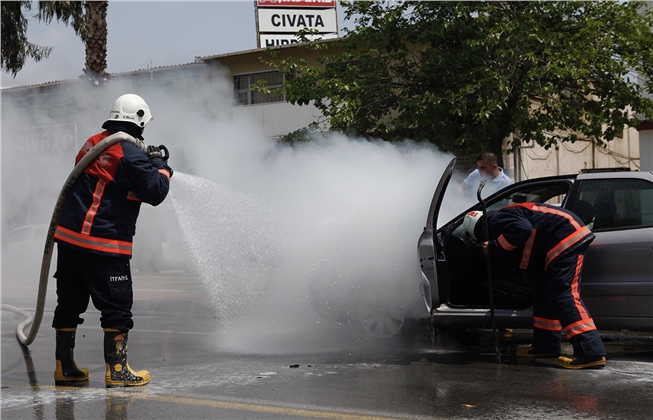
[1,132,143,346]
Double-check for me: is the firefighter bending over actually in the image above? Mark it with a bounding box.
[463,203,607,369]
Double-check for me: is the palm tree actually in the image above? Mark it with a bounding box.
[82,1,109,85]
[2,1,109,84]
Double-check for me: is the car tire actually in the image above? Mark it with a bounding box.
[355,290,408,339]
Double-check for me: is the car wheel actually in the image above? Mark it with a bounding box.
[137,248,161,274]
[356,294,407,339]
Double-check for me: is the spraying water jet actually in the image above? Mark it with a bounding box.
[169,172,282,322]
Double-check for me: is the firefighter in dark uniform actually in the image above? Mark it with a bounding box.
[51,94,173,386]
[463,202,607,369]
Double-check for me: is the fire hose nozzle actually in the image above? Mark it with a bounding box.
[157,144,170,162]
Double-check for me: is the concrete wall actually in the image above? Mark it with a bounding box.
[511,127,640,181]
[640,129,653,171]
[205,43,645,179]
[233,101,321,137]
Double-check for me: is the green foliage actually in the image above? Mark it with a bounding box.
[1,1,85,77]
[266,1,653,162]
[280,123,325,145]
[2,2,50,77]
[37,1,85,41]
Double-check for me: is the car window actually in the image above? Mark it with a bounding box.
[486,182,570,212]
[576,178,653,231]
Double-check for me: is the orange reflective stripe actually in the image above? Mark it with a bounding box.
[530,204,584,231]
[127,191,140,201]
[519,228,537,270]
[55,226,132,256]
[563,318,597,339]
[82,180,106,235]
[497,234,517,251]
[571,254,590,319]
[545,226,591,269]
[533,316,562,331]
[158,168,170,179]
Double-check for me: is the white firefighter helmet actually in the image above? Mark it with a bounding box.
[106,94,153,129]
[462,210,484,243]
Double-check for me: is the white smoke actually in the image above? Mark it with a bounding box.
[150,75,463,352]
[2,60,478,355]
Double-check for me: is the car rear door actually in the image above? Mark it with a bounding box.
[417,158,456,314]
[570,173,653,325]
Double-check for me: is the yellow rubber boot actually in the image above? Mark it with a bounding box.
[54,328,90,385]
[557,355,606,369]
[103,328,151,388]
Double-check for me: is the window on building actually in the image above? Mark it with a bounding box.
[233,71,294,105]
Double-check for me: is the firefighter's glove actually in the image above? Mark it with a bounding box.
[146,145,163,161]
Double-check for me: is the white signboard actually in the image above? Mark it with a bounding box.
[260,32,338,47]
[258,8,337,33]
[258,0,336,7]
[10,123,78,156]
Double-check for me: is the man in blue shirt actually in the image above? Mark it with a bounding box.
[461,151,513,198]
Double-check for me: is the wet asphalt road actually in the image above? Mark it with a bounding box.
[2,273,653,420]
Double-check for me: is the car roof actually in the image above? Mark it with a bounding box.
[504,173,577,189]
[511,170,652,185]
[5,224,48,235]
[576,170,653,181]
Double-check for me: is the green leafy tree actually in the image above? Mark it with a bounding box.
[267,1,653,166]
[2,1,108,82]
[1,1,85,77]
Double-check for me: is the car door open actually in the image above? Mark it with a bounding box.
[417,158,456,314]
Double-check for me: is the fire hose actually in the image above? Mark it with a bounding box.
[1,132,144,346]
[477,180,501,363]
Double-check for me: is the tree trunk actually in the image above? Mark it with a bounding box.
[487,87,522,169]
[83,1,108,83]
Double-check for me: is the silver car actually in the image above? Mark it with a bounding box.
[418,158,653,332]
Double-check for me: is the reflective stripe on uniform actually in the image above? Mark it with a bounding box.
[519,228,537,270]
[127,191,140,201]
[545,226,591,269]
[82,179,106,235]
[563,318,597,339]
[533,316,562,331]
[497,234,517,251]
[502,203,592,269]
[522,203,585,231]
[54,226,132,256]
[571,253,590,320]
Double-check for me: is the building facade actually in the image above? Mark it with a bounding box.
[1,40,647,230]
